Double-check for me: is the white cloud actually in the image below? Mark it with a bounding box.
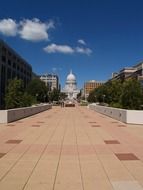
[52,67,62,73]
[75,47,92,55]
[52,67,57,72]
[19,18,54,41]
[43,43,74,54]
[0,18,17,36]
[44,43,92,55]
[78,39,86,45]
[0,18,54,41]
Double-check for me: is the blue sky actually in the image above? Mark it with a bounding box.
[0,0,143,88]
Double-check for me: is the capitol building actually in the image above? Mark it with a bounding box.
[62,70,80,100]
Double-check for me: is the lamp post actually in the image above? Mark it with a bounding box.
[48,91,51,103]
[44,95,46,103]
[103,94,106,103]
[35,93,38,102]
[94,95,96,103]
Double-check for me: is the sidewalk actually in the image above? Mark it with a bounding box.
[0,106,143,189]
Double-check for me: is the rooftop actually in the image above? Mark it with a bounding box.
[85,80,105,83]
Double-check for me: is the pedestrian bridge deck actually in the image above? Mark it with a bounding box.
[0,106,143,189]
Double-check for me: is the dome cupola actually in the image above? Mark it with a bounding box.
[62,70,80,100]
[66,70,76,81]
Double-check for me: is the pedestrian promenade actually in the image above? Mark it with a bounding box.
[0,106,143,190]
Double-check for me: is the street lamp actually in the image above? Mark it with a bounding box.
[94,95,96,102]
[35,93,38,102]
[44,95,46,103]
[102,94,106,103]
[48,91,51,103]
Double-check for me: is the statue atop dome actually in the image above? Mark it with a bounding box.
[62,70,80,100]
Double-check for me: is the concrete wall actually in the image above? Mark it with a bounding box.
[0,104,52,123]
[126,110,143,124]
[89,104,143,124]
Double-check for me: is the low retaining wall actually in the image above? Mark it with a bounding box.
[0,104,52,123]
[89,104,143,124]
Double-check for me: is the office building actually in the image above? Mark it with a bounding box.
[84,80,104,98]
[0,39,32,109]
[111,62,143,86]
[40,73,59,91]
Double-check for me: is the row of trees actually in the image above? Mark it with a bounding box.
[5,78,66,109]
[87,79,143,110]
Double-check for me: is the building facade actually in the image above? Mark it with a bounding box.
[62,70,80,100]
[84,80,104,99]
[112,67,137,81]
[0,39,32,109]
[40,74,59,91]
[111,62,143,86]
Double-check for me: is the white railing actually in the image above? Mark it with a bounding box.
[89,104,143,124]
[0,104,52,123]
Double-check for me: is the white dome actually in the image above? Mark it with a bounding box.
[67,70,76,81]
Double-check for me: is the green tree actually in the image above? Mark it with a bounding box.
[87,89,96,103]
[59,92,67,100]
[105,80,122,105]
[5,79,24,109]
[5,79,36,109]
[26,79,48,102]
[87,78,143,110]
[21,92,36,107]
[49,88,60,102]
[120,79,143,109]
[88,80,122,106]
[77,90,82,100]
[94,85,106,103]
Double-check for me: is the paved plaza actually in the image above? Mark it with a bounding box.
[0,106,143,189]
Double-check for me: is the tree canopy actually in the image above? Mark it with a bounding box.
[5,79,35,109]
[26,79,48,102]
[49,88,60,102]
[87,79,143,110]
[5,79,24,109]
[120,79,143,109]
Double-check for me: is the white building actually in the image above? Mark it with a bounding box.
[62,70,80,100]
[40,74,59,91]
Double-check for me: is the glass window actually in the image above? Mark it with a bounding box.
[2,55,6,62]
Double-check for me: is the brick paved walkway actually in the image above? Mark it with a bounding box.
[0,106,143,189]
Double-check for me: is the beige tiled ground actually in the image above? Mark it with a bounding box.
[0,106,143,189]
